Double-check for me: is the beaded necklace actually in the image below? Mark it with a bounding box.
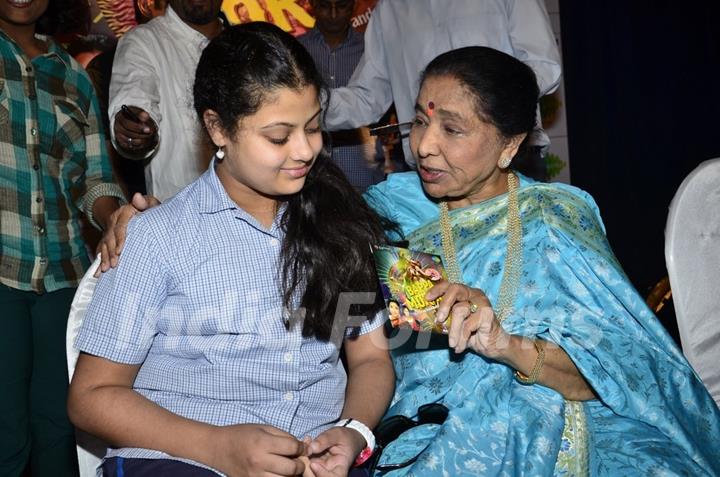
[438,172,523,323]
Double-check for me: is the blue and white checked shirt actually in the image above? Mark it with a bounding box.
[297,28,383,191]
[75,164,384,468]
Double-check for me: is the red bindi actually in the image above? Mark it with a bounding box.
[427,101,435,116]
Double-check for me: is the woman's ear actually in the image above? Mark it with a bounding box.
[498,132,528,168]
[203,110,226,147]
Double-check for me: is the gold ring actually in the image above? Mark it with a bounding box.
[469,302,479,313]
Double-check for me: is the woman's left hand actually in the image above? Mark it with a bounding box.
[428,281,510,359]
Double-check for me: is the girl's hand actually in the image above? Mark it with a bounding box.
[211,424,307,477]
[307,426,366,477]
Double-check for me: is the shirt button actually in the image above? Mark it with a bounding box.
[283,392,294,401]
[36,197,42,203]
[269,237,280,246]
[25,66,32,73]
[31,128,37,136]
[39,257,48,264]
[283,352,293,363]
[32,163,39,170]
[37,226,45,235]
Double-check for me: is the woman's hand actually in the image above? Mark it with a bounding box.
[428,281,510,359]
[211,424,307,477]
[95,192,161,276]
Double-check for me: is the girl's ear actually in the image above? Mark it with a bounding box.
[203,110,226,147]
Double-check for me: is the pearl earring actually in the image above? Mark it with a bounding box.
[215,146,225,161]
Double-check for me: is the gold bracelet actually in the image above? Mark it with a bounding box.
[514,339,545,385]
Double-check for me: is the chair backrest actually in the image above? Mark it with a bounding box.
[66,256,107,476]
[665,158,720,406]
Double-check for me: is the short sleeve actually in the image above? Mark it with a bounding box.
[75,215,171,364]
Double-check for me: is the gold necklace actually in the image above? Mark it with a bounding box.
[439,172,522,323]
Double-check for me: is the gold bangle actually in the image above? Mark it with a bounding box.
[514,339,545,385]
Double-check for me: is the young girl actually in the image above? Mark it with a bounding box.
[0,0,124,474]
[68,23,393,477]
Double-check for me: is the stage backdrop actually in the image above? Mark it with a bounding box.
[88,0,569,181]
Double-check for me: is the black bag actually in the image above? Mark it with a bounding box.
[367,403,449,473]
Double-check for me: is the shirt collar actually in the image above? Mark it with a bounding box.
[0,30,70,68]
[164,5,210,46]
[197,161,288,235]
[197,160,238,214]
[309,26,360,50]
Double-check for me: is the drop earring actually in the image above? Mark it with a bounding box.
[498,155,512,169]
[215,145,225,161]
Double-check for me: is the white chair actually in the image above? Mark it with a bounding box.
[66,256,107,476]
[665,158,720,406]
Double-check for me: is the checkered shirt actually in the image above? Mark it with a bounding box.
[0,30,125,293]
[75,165,384,467]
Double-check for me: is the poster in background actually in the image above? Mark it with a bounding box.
[90,0,378,41]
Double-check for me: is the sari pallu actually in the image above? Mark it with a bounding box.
[364,172,720,476]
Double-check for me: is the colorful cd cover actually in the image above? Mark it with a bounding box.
[372,245,450,333]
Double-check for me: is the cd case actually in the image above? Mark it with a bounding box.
[372,245,450,333]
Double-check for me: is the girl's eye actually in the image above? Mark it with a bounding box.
[268,137,289,145]
[305,126,321,135]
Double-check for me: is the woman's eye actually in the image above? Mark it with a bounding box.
[412,117,427,127]
[444,126,462,136]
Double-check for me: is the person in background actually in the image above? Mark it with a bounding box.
[298,0,384,192]
[0,0,125,475]
[84,0,168,199]
[68,22,393,477]
[109,0,223,202]
[325,0,562,180]
[364,46,720,475]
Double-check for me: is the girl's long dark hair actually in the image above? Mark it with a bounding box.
[194,22,387,340]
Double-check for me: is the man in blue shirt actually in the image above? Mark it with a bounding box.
[298,0,384,191]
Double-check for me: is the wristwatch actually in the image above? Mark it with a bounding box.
[334,418,375,466]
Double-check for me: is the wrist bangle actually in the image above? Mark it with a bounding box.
[514,339,545,385]
[334,418,375,466]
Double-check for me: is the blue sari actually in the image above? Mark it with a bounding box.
[364,172,720,476]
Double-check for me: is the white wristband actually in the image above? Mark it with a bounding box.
[334,418,375,451]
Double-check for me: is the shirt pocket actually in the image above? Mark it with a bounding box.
[50,98,89,161]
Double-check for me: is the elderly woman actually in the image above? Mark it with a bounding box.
[364,46,720,476]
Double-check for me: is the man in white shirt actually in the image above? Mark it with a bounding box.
[109,0,223,201]
[325,0,562,175]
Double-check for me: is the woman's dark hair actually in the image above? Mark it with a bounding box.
[421,46,539,144]
[36,0,91,36]
[194,22,387,341]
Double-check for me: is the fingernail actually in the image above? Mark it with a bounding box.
[143,127,150,133]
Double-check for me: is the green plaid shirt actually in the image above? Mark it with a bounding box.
[0,32,125,293]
